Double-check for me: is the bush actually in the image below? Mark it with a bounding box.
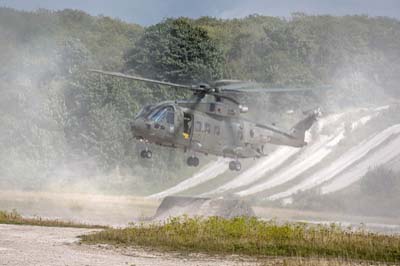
[360,167,400,198]
[81,216,400,262]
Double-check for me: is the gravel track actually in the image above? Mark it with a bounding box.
[0,224,260,266]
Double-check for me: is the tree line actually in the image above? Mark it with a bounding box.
[0,8,399,193]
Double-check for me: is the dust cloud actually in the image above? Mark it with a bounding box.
[0,19,155,223]
[1,11,400,227]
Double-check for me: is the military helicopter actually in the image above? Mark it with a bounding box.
[90,69,321,171]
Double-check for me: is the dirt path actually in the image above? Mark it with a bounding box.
[0,224,261,266]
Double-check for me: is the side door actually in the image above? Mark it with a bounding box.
[175,111,193,147]
[190,114,206,151]
[225,119,245,147]
[209,121,223,154]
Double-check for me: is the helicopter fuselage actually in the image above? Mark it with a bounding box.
[131,100,311,161]
[89,69,319,171]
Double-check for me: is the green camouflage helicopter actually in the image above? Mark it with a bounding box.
[90,69,321,171]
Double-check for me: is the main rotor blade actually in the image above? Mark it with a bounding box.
[218,82,257,91]
[89,69,194,90]
[212,79,246,87]
[229,87,313,93]
[218,81,328,93]
[220,82,314,93]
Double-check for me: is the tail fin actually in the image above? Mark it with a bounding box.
[290,108,321,142]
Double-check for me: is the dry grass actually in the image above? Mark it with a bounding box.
[81,216,400,263]
[0,209,107,229]
[274,257,395,266]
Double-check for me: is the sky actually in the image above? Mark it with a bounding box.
[1,0,399,25]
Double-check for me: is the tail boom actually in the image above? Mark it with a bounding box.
[268,108,321,148]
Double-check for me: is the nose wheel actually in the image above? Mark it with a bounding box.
[187,156,200,167]
[229,160,241,171]
[140,150,152,159]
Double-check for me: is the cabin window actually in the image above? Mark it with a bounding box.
[195,121,202,132]
[205,123,211,134]
[209,103,216,112]
[214,126,220,136]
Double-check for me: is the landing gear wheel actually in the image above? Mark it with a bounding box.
[234,161,241,171]
[187,156,199,167]
[141,150,152,159]
[229,161,236,171]
[192,157,199,167]
[229,161,241,171]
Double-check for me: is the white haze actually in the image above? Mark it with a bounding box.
[1,13,400,227]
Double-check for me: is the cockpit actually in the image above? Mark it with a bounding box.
[131,105,178,139]
[146,105,175,125]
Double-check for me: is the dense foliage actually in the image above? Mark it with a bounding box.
[360,166,400,197]
[125,18,223,84]
[0,8,400,194]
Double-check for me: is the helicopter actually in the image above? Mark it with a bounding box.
[89,69,321,171]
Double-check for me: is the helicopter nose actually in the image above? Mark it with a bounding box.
[130,119,141,134]
[130,118,148,137]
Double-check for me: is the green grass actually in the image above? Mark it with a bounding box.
[0,209,107,229]
[81,216,400,262]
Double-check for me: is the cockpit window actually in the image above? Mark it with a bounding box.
[166,111,174,124]
[148,106,174,124]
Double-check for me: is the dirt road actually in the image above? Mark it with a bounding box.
[0,224,261,266]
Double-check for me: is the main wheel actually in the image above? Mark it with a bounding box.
[229,161,236,171]
[234,161,242,171]
[192,157,200,167]
[187,157,194,166]
[145,150,152,159]
[140,150,147,158]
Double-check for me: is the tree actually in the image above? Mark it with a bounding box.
[125,18,223,84]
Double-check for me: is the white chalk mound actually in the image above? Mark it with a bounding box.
[153,196,255,221]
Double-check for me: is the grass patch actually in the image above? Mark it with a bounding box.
[0,209,107,229]
[81,216,400,262]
